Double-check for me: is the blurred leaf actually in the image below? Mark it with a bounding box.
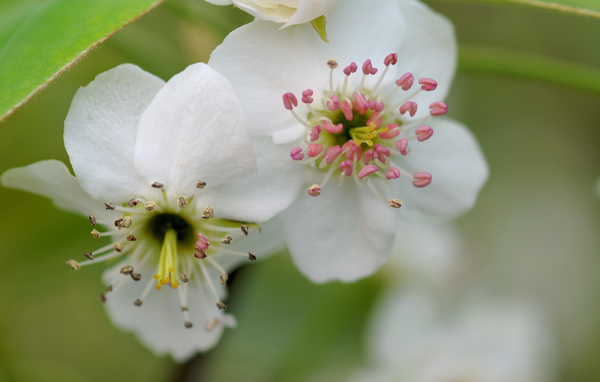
[0,0,163,123]
[201,253,383,382]
[459,45,600,93]
[432,0,600,19]
[163,0,253,40]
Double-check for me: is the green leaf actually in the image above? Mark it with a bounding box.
[0,0,163,123]
[459,45,600,94]
[432,0,600,19]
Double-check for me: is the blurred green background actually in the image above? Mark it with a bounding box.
[1,1,600,381]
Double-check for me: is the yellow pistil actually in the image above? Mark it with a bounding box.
[349,122,388,146]
[153,229,180,290]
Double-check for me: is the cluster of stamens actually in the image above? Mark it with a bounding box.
[283,53,447,208]
[66,180,258,331]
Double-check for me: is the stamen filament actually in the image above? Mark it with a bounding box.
[371,65,390,96]
[366,179,389,203]
[193,264,215,323]
[79,251,123,267]
[197,259,221,304]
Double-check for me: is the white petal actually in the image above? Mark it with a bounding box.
[217,216,286,270]
[283,0,341,27]
[1,160,109,218]
[134,63,256,197]
[64,64,165,203]
[200,138,303,222]
[394,118,489,220]
[209,0,406,138]
[102,263,233,363]
[280,179,396,283]
[380,0,457,119]
[210,21,326,139]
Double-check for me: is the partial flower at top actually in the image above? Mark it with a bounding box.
[205,0,340,29]
[1,63,282,362]
[209,0,489,283]
[350,287,560,382]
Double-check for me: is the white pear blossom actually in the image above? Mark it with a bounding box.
[1,63,283,362]
[205,0,340,28]
[209,0,489,283]
[351,287,560,382]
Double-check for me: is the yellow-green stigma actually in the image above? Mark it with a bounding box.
[154,229,180,290]
[349,122,388,147]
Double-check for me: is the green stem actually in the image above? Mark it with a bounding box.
[458,45,600,94]
[429,0,600,19]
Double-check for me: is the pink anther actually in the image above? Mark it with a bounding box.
[385,167,400,180]
[429,101,448,116]
[370,100,385,112]
[343,140,362,161]
[327,95,340,111]
[363,149,378,165]
[339,161,353,176]
[415,126,434,142]
[413,172,432,188]
[419,78,437,91]
[374,144,390,163]
[301,89,314,104]
[340,100,354,121]
[308,143,323,157]
[384,53,398,66]
[310,125,321,142]
[322,119,343,134]
[196,233,210,250]
[400,101,418,117]
[290,147,305,160]
[353,93,369,115]
[395,138,408,156]
[323,145,342,165]
[396,73,414,91]
[380,123,400,139]
[367,111,382,128]
[362,59,378,75]
[343,62,358,76]
[358,165,379,179]
[282,92,298,110]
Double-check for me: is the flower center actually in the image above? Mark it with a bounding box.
[147,212,195,246]
[66,180,259,330]
[283,54,447,207]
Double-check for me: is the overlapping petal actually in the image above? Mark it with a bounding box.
[1,160,109,219]
[201,138,303,222]
[102,263,234,363]
[64,64,165,203]
[209,0,407,138]
[393,118,489,220]
[280,177,397,283]
[134,63,257,197]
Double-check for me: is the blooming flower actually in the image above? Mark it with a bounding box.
[205,0,340,28]
[1,63,282,362]
[351,287,560,382]
[209,0,489,283]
